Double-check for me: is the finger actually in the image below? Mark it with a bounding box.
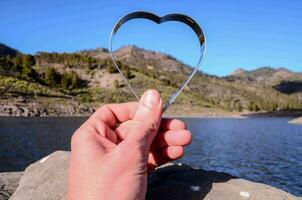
[89,102,139,128]
[151,129,192,151]
[115,119,188,141]
[92,119,118,144]
[71,125,116,155]
[159,118,186,131]
[73,115,118,141]
[148,152,167,171]
[114,120,132,141]
[160,146,184,160]
[115,121,191,148]
[148,146,185,167]
[126,89,163,148]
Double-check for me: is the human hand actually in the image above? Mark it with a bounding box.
[68,90,192,200]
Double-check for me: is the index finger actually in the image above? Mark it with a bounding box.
[89,102,139,127]
[160,118,186,130]
[89,103,186,130]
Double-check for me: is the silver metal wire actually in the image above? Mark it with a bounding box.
[109,11,207,112]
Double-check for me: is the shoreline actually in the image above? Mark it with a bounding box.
[1,101,302,118]
[0,113,300,119]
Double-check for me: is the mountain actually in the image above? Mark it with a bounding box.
[230,68,246,76]
[0,43,301,116]
[229,67,302,85]
[83,45,193,74]
[0,43,19,57]
[229,67,302,96]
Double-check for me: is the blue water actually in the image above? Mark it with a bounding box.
[0,117,301,196]
[181,117,302,196]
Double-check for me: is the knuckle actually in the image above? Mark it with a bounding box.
[70,128,94,149]
[95,104,114,116]
[180,120,187,129]
[184,130,193,144]
[147,122,158,133]
[96,105,108,114]
[134,119,159,133]
[183,123,187,130]
[71,131,81,148]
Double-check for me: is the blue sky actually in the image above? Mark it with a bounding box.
[0,0,301,76]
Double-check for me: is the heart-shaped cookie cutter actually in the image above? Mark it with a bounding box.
[109,11,206,111]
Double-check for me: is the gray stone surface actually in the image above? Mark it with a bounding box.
[147,164,299,200]
[0,172,23,200]
[6,151,300,200]
[289,117,302,124]
[10,151,69,200]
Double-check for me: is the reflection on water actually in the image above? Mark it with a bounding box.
[0,117,301,196]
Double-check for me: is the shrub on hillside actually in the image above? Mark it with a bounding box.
[107,62,119,73]
[61,71,81,90]
[45,67,61,86]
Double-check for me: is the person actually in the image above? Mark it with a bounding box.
[67,89,192,200]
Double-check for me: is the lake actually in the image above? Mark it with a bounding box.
[0,117,301,196]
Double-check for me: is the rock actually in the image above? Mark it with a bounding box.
[147,164,298,200]
[32,108,40,116]
[15,96,26,103]
[9,151,300,200]
[0,101,95,117]
[10,106,18,114]
[0,172,23,200]
[10,151,69,200]
[89,107,96,113]
[289,117,302,124]
[22,108,29,117]
[15,107,23,117]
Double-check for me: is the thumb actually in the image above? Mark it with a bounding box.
[127,89,163,148]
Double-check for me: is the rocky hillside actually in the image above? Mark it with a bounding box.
[0,43,301,116]
[228,67,302,102]
[229,67,302,85]
[0,43,19,57]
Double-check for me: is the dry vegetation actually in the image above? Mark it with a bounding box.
[0,43,302,116]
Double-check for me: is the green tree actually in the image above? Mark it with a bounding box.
[22,65,38,79]
[70,71,80,89]
[0,57,14,76]
[107,63,118,73]
[234,101,243,112]
[13,54,23,66]
[61,71,80,90]
[61,72,71,90]
[223,101,231,111]
[123,65,132,79]
[23,55,36,68]
[45,67,60,86]
[249,102,259,111]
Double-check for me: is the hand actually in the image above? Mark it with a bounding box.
[67,90,192,200]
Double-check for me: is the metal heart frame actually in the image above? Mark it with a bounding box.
[109,11,207,111]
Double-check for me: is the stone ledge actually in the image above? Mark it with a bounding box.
[0,172,23,200]
[0,151,299,200]
[289,117,302,124]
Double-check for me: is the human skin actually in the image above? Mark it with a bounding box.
[68,90,192,200]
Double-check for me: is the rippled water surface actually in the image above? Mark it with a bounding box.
[0,117,301,196]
